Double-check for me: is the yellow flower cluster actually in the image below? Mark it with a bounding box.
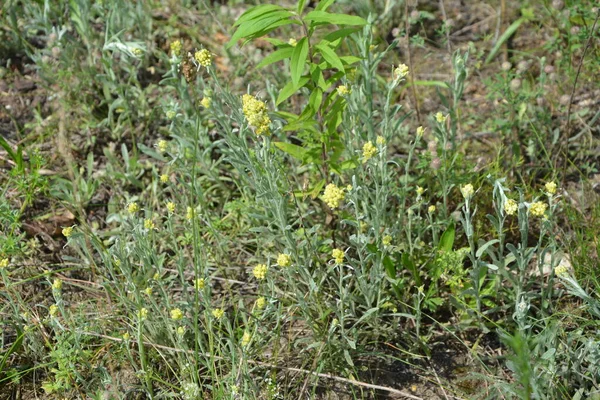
[62,226,73,238]
[194,278,205,290]
[194,49,211,67]
[362,141,377,162]
[201,97,211,109]
[144,219,155,230]
[460,184,474,199]
[253,264,268,280]
[138,308,148,320]
[255,296,266,310]
[49,304,59,317]
[52,278,63,291]
[177,326,185,335]
[277,253,291,267]
[322,183,346,209]
[241,331,251,346]
[0,258,8,268]
[545,181,557,195]
[428,205,436,213]
[127,202,139,213]
[288,38,297,47]
[166,201,176,213]
[416,126,425,138]
[554,264,569,277]
[212,308,224,319]
[144,287,152,296]
[242,94,271,135]
[394,64,409,79]
[382,235,392,246]
[416,186,425,196]
[170,308,184,320]
[504,199,518,216]
[160,174,169,183]
[157,140,168,153]
[529,201,547,217]
[336,85,351,96]
[376,136,386,146]
[332,248,344,264]
[186,206,194,220]
[170,40,182,57]
[435,112,448,123]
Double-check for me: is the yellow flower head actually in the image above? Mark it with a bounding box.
[504,199,518,216]
[49,304,59,317]
[382,235,392,246]
[255,296,266,310]
[0,258,8,268]
[332,248,345,264]
[416,186,425,196]
[416,126,425,138]
[62,226,74,238]
[529,201,547,217]
[277,253,292,267]
[144,287,153,296]
[157,140,168,153]
[428,205,436,214]
[52,278,63,291]
[545,181,557,195]
[144,219,155,230]
[252,264,268,280]
[138,308,148,320]
[212,308,224,320]
[336,85,351,96]
[241,331,252,346]
[376,136,386,146]
[153,272,160,280]
[321,183,345,209]
[170,40,182,57]
[346,184,353,191]
[194,49,212,67]
[166,110,176,120]
[170,308,184,320]
[394,63,409,79]
[176,326,186,335]
[242,94,271,135]
[127,202,139,213]
[194,278,205,290]
[435,112,448,123]
[288,38,297,47]
[186,206,194,220]
[362,141,377,162]
[201,97,211,109]
[122,332,131,341]
[166,201,176,213]
[554,264,569,278]
[460,184,474,199]
[160,174,169,183]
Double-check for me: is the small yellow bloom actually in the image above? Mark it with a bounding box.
[144,219,155,230]
[153,272,160,280]
[362,141,377,162]
[376,136,386,146]
[241,331,251,346]
[201,97,211,109]
[138,308,148,320]
[529,201,547,217]
[122,332,131,341]
[336,85,351,96]
[144,287,152,296]
[62,226,74,238]
[460,184,474,199]
[114,259,121,267]
[170,40,182,57]
[545,181,557,195]
[194,49,212,67]
[194,278,205,290]
[242,94,271,135]
[127,202,139,213]
[288,38,297,47]
[52,278,63,291]
[252,264,268,280]
[170,308,184,320]
[255,297,266,310]
[157,140,168,153]
[49,304,59,317]
[160,174,169,183]
[321,183,346,209]
[332,248,345,264]
[554,264,569,278]
[346,184,353,191]
[0,258,8,268]
[277,253,291,267]
[504,199,518,216]
[176,326,186,335]
[212,308,224,320]
[186,206,194,220]
[428,205,436,213]
[435,112,448,123]
[416,126,425,138]
[394,63,409,79]
[166,202,176,213]
[382,235,392,246]
[416,186,425,196]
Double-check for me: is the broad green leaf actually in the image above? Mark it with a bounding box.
[324,27,361,44]
[297,0,307,13]
[485,17,524,64]
[276,76,310,105]
[438,222,455,252]
[256,47,294,68]
[228,14,293,48]
[315,43,344,72]
[315,0,336,12]
[340,55,362,65]
[310,178,326,199]
[308,87,323,112]
[234,5,286,27]
[304,11,367,26]
[291,37,309,85]
[476,239,500,258]
[340,159,358,170]
[273,141,307,161]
